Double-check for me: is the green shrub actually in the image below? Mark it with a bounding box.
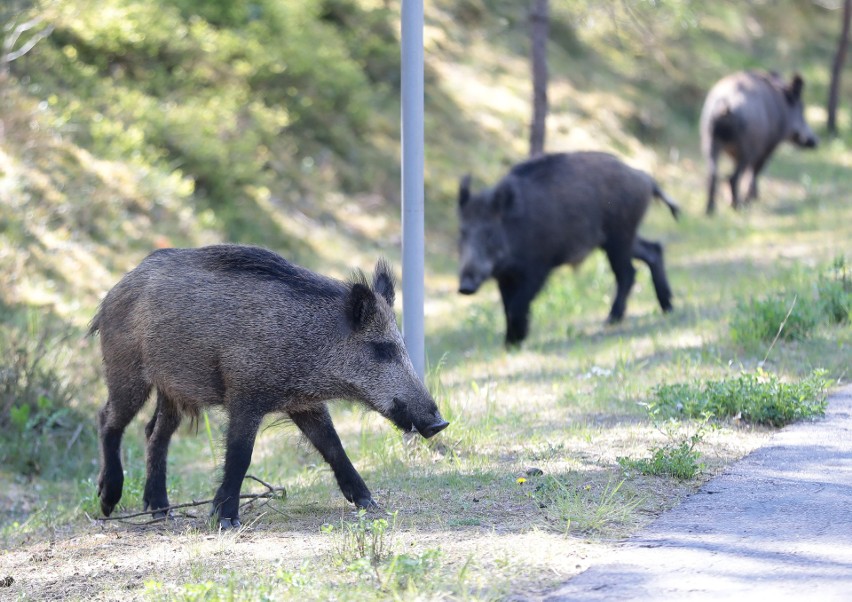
[650,369,830,427]
[0,307,97,478]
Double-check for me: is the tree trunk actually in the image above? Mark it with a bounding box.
[827,0,851,136]
[529,0,549,157]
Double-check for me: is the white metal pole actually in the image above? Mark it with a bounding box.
[401,0,425,381]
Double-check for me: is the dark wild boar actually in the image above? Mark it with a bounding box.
[700,70,818,215]
[458,151,679,346]
[89,245,448,528]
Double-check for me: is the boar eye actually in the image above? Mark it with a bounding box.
[372,341,400,363]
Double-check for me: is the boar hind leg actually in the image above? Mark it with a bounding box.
[97,378,152,516]
[604,241,637,324]
[290,406,375,509]
[729,162,746,209]
[745,157,768,203]
[212,408,263,528]
[706,144,721,215]
[632,237,673,314]
[143,390,182,518]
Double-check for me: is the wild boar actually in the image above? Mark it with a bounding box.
[700,70,818,214]
[458,151,679,346]
[89,245,448,528]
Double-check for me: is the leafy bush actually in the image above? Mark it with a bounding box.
[650,369,830,427]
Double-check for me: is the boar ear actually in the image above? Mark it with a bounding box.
[459,174,472,208]
[372,258,396,307]
[492,181,515,215]
[786,74,804,102]
[347,274,377,332]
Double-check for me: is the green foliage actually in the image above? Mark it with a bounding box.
[817,256,852,325]
[731,293,820,343]
[0,307,97,478]
[651,369,830,427]
[731,259,852,344]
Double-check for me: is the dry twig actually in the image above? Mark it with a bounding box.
[91,475,287,525]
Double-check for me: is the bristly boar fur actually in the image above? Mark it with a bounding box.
[700,70,818,215]
[458,151,679,346]
[89,245,448,528]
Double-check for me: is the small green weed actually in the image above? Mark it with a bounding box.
[619,407,710,481]
[618,440,703,480]
[322,508,397,579]
[618,419,708,481]
[650,369,830,427]
[320,509,448,595]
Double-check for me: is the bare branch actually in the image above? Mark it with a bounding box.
[91,476,287,524]
[3,22,54,64]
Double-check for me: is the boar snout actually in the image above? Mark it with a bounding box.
[420,418,450,439]
[390,397,449,438]
[800,133,818,149]
[459,271,484,295]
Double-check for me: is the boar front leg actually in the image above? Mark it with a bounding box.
[498,269,548,346]
[604,240,637,324]
[289,405,376,509]
[745,156,769,203]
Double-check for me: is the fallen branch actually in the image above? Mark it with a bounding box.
[91,475,287,524]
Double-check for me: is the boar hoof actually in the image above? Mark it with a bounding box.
[99,498,116,517]
[97,472,123,517]
[355,497,379,510]
[219,517,241,529]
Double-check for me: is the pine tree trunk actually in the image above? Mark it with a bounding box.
[529,0,549,157]
[827,0,851,136]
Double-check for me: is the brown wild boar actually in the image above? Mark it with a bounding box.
[458,151,679,346]
[700,70,818,214]
[89,245,448,528]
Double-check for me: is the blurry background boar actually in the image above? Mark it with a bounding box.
[700,70,819,215]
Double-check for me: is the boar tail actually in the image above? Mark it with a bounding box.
[652,183,680,221]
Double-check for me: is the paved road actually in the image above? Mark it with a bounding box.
[545,383,852,602]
